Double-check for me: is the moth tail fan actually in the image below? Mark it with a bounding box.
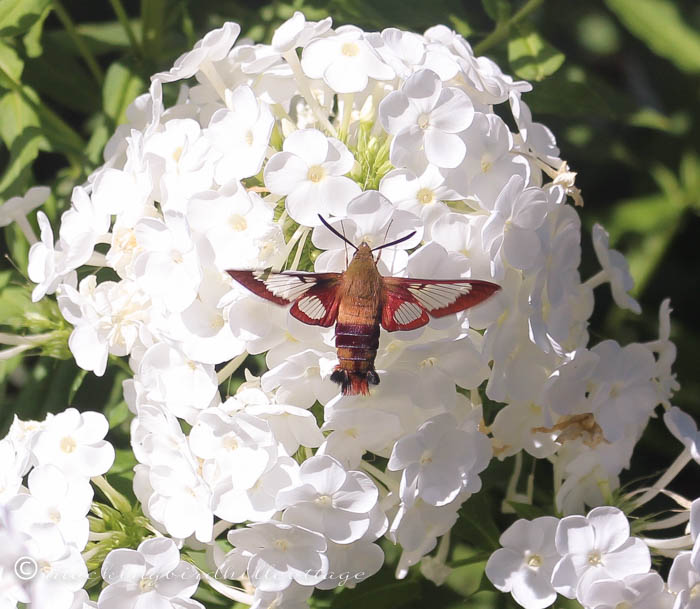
[330,367,374,396]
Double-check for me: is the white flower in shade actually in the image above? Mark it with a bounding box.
[31,408,114,479]
[187,180,282,270]
[99,537,202,609]
[485,517,560,609]
[264,128,361,226]
[271,12,332,53]
[379,165,460,237]
[7,464,92,550]
[551,506,651,601]
[58,276,150,376]
[138,453,214,542]
[301,25,394,93]
[667,541,700,609]
[261,348,338,408]
[153,21,240,83]
[207,85,274,183]
[453,112,530,208]
[279,455,379,544]
[389,496,461,579]
[136,343,219,423]
[5,513,88,609]
[142,118,216,213]
[481,175,549,276]
[0,439,25,505]
[664,406,700,464]
[379,69,474,169]
[27,211,77,301]
[0,185,50,228]
[366,28,426,79]
[509,93,560,168]
[490,402,558,460]
[585,340,659,442]
[57,186,110,270]
[242,402,324,456]
[388,413,492,506]
[592,223,641,314]
[250,582,314,609]
[316,539,384,589]
[228,521,329,592]
[0,507,33,606]
[133,211,201,312]
[319,406,401,469]
[580,572,674,609]
[311,190,422,274]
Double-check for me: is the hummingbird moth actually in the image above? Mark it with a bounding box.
[228,216,500,396]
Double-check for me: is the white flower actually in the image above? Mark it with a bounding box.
[580,572,674,609]
[663,406,700,463]
[592,223,641,314]
[264,128,361,226]
[379,69,474,169]
[301,25,394,93]
[99,537,202,609]
[206,85,274,183]
[666,539,700,609]
[31,408,114,479]
[388,413,491,506]
[311,190,421,274]
[27,211,77,301]
[0,185,50,228]
[485,517,560,609]
[271,12,332,53]
[154,21,240,83]
[279,455,379,543]
[228,521,329,591]
[551,506,651,601]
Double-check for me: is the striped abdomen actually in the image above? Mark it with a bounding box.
[332,322,380,395]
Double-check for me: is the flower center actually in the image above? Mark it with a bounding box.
[341,42,360,57]
[417,113,431,130]
[307,165,326,183]
[417,188,435,205]
[48,509,61,523]
[481,156,493,173]
[587,550,602,565]
[690,584,700,599]
[139,576,156,592]
[223,436,239,451]
[230,214,248,231]
[419,451,433,465]
[39,560,52,574]
[345,428,359,439]
[245,130,255,146]
[314,494,332,507]
[60,436,77,454]
[420,356,438,368]
[615,603,631,609]
[274,538,289,551]
[526,554,542,568]
[172,146,183,162]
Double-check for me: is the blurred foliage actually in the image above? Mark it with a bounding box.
[0,0,698,607]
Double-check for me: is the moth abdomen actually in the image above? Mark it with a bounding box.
[333,322,380,395]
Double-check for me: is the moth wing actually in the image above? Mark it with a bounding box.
[381,276,500,332]
[227,270,342,327]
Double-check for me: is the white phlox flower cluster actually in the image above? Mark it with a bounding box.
[15,11,692,609]
[0,410,114,609]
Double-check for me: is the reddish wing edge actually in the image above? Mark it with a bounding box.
[381,276,500,332]
[227,270,342,327]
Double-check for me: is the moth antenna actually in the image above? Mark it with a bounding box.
[375,219,395,263]
[318,214,358,251]
[341,220,349,268]
[371,230,417,252]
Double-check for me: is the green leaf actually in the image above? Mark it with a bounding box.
[0,40,24,86]
[330,580,422,609]
[68,368,88,404]
[482,0,511,23]
[102,61,145,125]
[506,501,548,520]
[21,3,50,57]
[453,493,501,550]
[508,24,565,81]
[605,0,700,74]
[0,0,50,37]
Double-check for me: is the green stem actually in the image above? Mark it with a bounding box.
[51,1,104,85]
[473,0,545,56]
[109,0,142,56]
